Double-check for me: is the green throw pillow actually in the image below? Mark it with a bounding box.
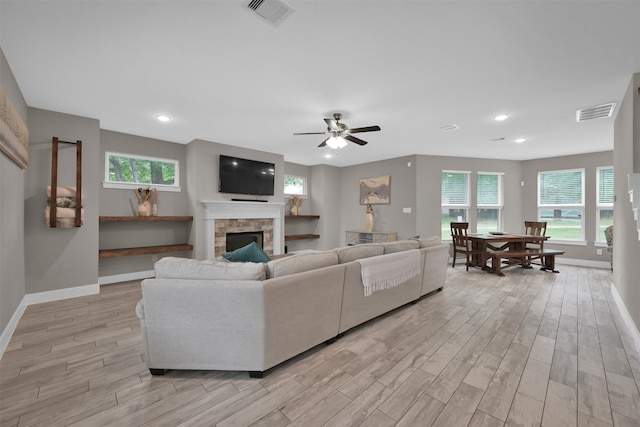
[222,241,271,263]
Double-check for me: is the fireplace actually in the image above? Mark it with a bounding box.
[201,200,285,258]
[226,231,264,252]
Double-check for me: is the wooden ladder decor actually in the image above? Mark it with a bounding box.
[50,137,82,228]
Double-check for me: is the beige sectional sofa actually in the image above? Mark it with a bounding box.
[136,237,449,377]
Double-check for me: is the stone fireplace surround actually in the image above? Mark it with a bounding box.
[201,201,285,259]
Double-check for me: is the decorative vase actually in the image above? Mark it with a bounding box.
[152,203,158,216]
[365,204,373,232]
[290,205,298,216]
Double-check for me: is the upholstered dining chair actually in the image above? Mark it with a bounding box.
[605,225,613,272]
[524,220,547,265]
[450,222,485,271]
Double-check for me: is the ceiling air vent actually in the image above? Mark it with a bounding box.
[245,0,293,27]
[440,124,460,132]
[489,137,506,142]
[576,102,616,122]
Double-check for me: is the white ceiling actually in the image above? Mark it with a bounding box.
[1,1,639,167]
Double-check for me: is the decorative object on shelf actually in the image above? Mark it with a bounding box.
[0,86,29,169]
[365,202,374,232]
[290,195,303,215]
[151,187,158,216]
[134,187,154,217]
[359,175,390,204]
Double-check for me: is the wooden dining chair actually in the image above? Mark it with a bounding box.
[524,220,547,265]
[450,222,485,271]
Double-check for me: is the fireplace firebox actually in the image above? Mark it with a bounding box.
[225,231,264,252]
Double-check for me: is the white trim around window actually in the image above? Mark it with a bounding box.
[103,152,181,192]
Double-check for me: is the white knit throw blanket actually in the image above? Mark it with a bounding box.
[358,249,421,297]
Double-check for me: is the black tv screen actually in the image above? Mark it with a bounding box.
[218,155,275,196]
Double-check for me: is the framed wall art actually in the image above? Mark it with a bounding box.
[359,175,390,204]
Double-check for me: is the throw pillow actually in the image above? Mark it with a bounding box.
[222,241,271,263]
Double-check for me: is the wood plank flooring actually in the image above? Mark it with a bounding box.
[1,265,639,426]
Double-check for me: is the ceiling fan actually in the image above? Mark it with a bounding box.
[293,113,381,148]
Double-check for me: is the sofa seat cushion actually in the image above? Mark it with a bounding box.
[383,240,419,254]
[267,251,338,278]
[154,257,266,281]
[334,244,384,264]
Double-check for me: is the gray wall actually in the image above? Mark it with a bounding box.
[0,47,27,335]
[339,156,419,244]
[98,130,190,278]
[416,155,524,238]
[521,151,613,263]
[613,73,640,332]
[186,139,285,259]
[25,108,99,294]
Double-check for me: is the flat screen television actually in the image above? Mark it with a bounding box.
[218,155,275,196]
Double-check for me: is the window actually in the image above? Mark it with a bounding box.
[596,166,614,243]
[538,168,584,241]
[284,175,306,196]
[441,171,470,239]
[104,152,180,191]
[477,172,504,234]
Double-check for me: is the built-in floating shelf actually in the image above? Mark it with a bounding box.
[284,215,320,220]
[99,244,193,258]
[99,215,193,222]
[285,234,320,241]
[99,215,193,258]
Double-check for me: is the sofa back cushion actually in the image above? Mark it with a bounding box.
[383,240,420,254]
[335,244,385,264]
[413,236,442,248]
[267,251,338,278]
[154,257,266,281]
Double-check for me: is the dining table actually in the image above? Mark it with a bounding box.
[466,232,550,273]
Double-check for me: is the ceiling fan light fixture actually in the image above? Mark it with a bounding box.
[326,136,347,149]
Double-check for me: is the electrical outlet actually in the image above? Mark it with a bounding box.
[152,255,158,262]
[596,249,602,255]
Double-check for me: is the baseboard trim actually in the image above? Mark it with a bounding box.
[0,297,27,360]
[555,258,610,270]
[99,270,154,285]
[611,283,640,354]
[1,283,99,360]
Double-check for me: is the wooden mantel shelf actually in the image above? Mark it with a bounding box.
[284,215,320,220]
[99,215,193,222]
[99,244,193,258]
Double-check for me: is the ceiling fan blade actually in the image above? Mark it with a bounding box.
[318,137,330,148]
[293,131,329,135]
[344,134,368,146]
[347,125,381,134]
[324,118,339,131]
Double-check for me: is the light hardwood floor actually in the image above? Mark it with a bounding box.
[1,265,639,426]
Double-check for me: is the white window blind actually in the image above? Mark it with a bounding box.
[597,167,614,205]
[477,173,503,206]
[441,171,470,206]
[538,169,584,206]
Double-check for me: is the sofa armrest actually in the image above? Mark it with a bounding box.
[420,243,449,296]
[140,278,268,371]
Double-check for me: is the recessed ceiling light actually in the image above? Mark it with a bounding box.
[494,114,509,121]
[515,138,526,143]
[324,154,332,159]
[156,115,171,122]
